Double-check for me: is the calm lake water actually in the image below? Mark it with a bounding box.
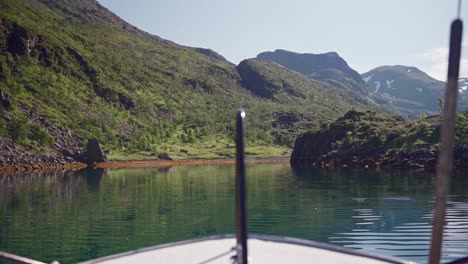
[1,164,468,263]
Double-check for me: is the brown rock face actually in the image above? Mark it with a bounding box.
[3,21,39,56]
[85,138,107,163]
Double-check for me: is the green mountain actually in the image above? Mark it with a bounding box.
[236,59,367,109]
[0,0,371,163]
[256,49,373,97]
[362,66,444,115]
[362,65,468,117]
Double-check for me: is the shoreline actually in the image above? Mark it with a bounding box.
[0,156,290,175]
[3,153,467,175]
[293,155,468,171]
[96,156,290,169]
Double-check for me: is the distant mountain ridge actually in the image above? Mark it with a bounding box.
[361,65,468,116]
[256,49,372,97]
[255,49,468,118]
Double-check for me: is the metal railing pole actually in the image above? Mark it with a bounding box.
[428,18,463,264]
[235,108,248,264]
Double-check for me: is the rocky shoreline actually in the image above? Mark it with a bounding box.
[309,150,468,170]
[0,104,86,166]
[0,157,290,175]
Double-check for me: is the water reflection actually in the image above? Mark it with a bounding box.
[0,165,467,263]
[76,168,108,191]
[329,199,468,263]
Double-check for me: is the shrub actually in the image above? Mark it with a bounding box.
[7,116,28,143]
[0,118,6,136]
[29,124,53,146]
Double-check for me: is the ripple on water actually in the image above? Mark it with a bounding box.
[329,200,468,263]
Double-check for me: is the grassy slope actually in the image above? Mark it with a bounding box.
[0,0,371,160]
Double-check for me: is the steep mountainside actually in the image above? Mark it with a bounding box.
[362,65,468,116]
[0,0,371,163]
[256,49,373,97]
[236,59,371,112]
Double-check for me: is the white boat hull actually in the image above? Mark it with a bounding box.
[79,234,414,264]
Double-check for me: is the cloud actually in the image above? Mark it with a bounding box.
[419,37,468,81]
[420,47,449,81]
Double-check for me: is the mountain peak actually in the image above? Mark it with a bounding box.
[256,49,371,96]
[361,65,446,116]
[368,65,424,75]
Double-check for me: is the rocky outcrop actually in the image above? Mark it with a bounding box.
[157,153,172,160]
[0,18,44,57]
[191,47,232,64]
[0,88,12,109]
[290,110,468,169]
[291,110,369,164]
[293,135,468,169]
[291,130,344,164]
[85,138,107,163]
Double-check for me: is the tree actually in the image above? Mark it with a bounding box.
[438,97,444,115]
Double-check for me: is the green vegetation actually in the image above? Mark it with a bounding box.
[439,97,444,115]
[29,124,53,146]
[1,114,53,147]
[297,109,468,158]
[109,136,289,160]
[6,115,29,143]
[0,0,372,159]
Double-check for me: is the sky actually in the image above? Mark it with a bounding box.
[97,0,468,81]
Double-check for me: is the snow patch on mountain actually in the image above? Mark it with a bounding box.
[386,80,394,88]
[374,81,381,93]
[459,78,468,94]
[362,74,374,83]
[416,88,423,92]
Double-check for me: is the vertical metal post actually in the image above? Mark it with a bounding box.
[429,19,463,264]
[235,108,248,264]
